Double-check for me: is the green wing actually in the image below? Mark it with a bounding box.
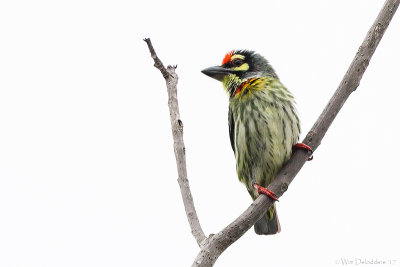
[228,106,235,153]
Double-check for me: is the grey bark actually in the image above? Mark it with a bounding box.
[145,0,399,265]
[144,38,207,246]
[193,1,399,266]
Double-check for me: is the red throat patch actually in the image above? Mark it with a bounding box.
[222,50,234,65]
[234,78,257,96]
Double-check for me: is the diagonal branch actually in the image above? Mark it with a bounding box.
[144,38,207,246]
[192,0,399,265]
[145,0,399,265]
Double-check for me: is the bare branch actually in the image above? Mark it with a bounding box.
[192,0,399,265]
[144,0,399,265]
[144,38,207,246]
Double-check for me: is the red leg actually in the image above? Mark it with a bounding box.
[254,183,278,201]
[293,143,313,161]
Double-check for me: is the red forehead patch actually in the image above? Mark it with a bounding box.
[222,50,234,65]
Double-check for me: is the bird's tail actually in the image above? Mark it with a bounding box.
[254,203,281,235]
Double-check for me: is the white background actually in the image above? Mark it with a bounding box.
[1,1,399,266]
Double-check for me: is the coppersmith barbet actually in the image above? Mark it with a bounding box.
[202,50,311,235]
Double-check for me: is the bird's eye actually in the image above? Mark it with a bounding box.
[232,59,244,67]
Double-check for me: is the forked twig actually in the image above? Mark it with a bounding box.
[144,38,206,246]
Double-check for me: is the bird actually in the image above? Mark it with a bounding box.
[201,50,312,235]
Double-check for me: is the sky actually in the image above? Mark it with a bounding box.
[1,0,399,266]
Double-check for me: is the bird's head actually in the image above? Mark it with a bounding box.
[202,50,278,96]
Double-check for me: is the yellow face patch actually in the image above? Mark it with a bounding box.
[230,54,249,71]
[231,54,245,60]
[232,63,249,71]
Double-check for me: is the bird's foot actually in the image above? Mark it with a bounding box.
[253,183,278,201]
[293,143,313,161]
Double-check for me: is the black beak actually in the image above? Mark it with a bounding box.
[201,66,233,82]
